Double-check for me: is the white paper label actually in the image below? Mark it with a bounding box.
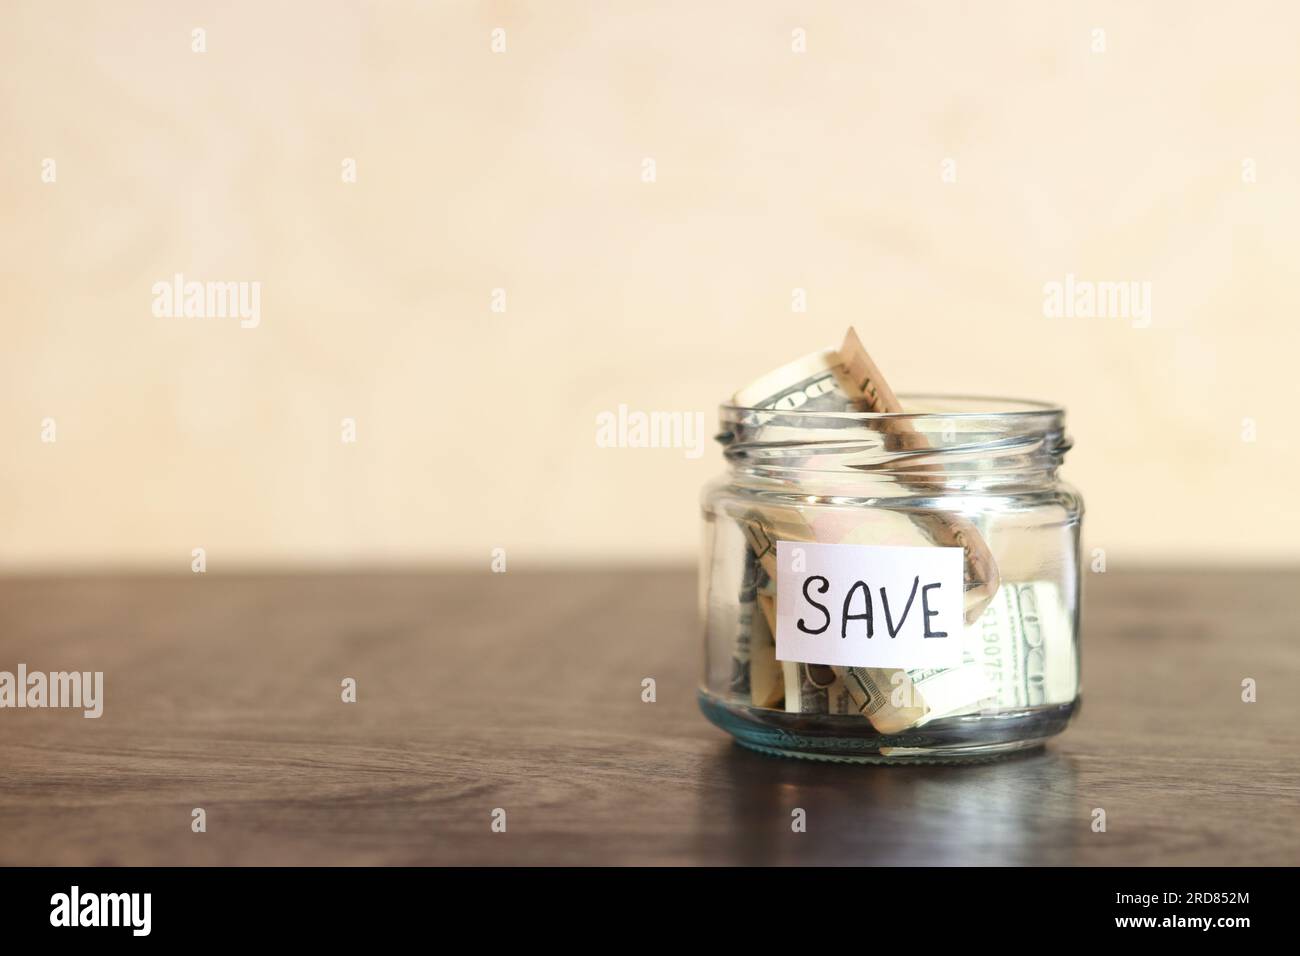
[775,541,964,669]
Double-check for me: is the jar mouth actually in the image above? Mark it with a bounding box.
[717,393,1070,485]
[721,393,1064,421]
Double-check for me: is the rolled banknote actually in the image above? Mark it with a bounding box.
[727,547,759,700]
[839,666,928,732]
[877,581,1075,761]
[728,331,1004,731]
[880,580,1075,727]
[727,528,785,709]
[732,336,999,625]
[732,347,859,412]
[725,351,854,716]
[749,586,784,708]
[961,578,1075,714]
[837,327,1000,624]
[782,660,849,715]
[738,332,1000,598]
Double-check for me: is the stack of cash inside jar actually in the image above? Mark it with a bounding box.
[723,329,1074,733]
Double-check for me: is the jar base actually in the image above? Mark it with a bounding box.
[699,690,1078,765]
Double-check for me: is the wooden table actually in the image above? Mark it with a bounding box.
[1,569,1296,866]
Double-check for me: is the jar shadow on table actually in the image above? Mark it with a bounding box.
[694,741,1083,865]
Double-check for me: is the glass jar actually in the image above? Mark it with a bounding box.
[699,396,1082,764]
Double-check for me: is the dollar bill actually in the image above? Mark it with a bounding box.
[837,328,1000,624]
[782,661,849,715]
[727,332,1004,730]
[840,666,928,732]
[742,506,1070,726]
[750,586,783,708]
[728,547,761,699]
[970,579,1075,711]
[767,581,1071,727]
[726,527,787,709]
[732,347,859,412]
[731,335,999,624]
[729,347,934,728]
[909,579,1076,725]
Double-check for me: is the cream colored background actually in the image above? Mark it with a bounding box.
[3,1,1297,571]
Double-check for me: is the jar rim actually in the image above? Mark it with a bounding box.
[720,393,1063,420]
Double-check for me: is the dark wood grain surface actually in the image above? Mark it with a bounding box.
[1,568,1297,866]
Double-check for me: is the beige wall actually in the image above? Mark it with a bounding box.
[3,1,1298,570]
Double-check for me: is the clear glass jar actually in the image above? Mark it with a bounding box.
[699,396,1082,764]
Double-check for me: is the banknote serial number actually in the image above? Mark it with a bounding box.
[1116,892,1249,906]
